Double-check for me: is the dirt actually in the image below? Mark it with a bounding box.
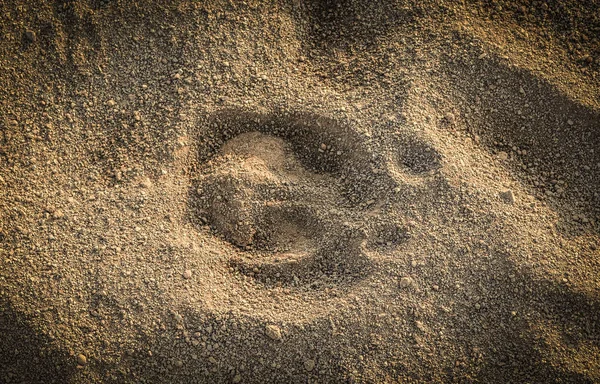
[0,0,599,383]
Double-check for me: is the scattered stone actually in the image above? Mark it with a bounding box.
[174,359,183,368]
[399,276,413,288]
[442,112,455,127]
[77,354,87,366]
[499,189,515,204]
[320,143,327,151]
[567,119,574,125]
[183,269,192,279]
[25,30,36,42]
[233,374,242,383]
[140,178,152,188]
[497,151,508,161]
[53,210,65,219]
[304,359,315,372]
[265,324,282,341]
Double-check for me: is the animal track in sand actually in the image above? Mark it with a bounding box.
[190,110,423,288]
[196,131,372,287]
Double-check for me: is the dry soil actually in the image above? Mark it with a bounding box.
[0,0,599,383]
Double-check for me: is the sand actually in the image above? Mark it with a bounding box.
[0,0,599,383]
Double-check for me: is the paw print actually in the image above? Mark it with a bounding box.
[191,109,440,289]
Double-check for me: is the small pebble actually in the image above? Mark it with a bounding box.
[183,269,192,279]
[443,112,455,125]
[77,354,87,366]
[499,190,515,204]
[140,178,152,188]
[304,359,315,372]
[399,276,413,288]
[25,30,36,42]
[233,374,242,383]
[265,324,282,341]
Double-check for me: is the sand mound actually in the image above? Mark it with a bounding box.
[0,1,599,383]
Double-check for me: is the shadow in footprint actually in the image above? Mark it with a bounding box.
[231,224,372,288]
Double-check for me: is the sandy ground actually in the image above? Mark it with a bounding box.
[0,1,599,383]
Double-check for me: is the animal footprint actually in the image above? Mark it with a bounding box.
[192,110,418,288]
